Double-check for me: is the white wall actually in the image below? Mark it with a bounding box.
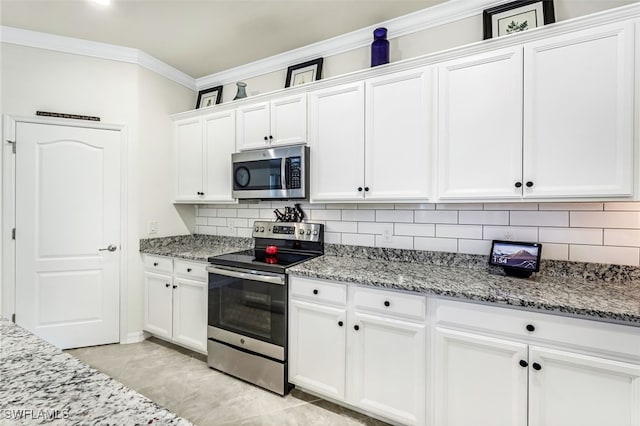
[197,201,640,267]
[0,43,196,336]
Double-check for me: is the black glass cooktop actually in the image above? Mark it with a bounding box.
[208,249,319,274]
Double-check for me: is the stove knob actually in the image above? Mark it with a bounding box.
[254,226,259,232]
[313,230,318,236]
[298,229,305,235]
[260,226,265,232]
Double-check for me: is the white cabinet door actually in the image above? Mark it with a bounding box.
[523,22,634,198]
[172,277,207,353]
[203,110,236,203]
[365,68,433,201]
[289,300,347,400]
[143,272,173,339]
[434,328,528,426]
[438,46,523,200]
[174,117,203,201]
[349,313,426,425]
[308,82,365,202]
[270,93,307,147]
[529,346,640,426]
[236,101,270,151]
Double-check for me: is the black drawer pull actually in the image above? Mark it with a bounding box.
[313,289,318,295]
[338,321,343,327]
[526,324,535,332]
[384,300,390,307]
[532,362,542,371]
[354,325,360,331]
[519,360,528,368]
[153,262,158,266]
[187,268,192,272]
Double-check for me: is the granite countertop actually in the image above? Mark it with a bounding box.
[0,319,191,425]
[288,245,640,326]
[139,234,253,262]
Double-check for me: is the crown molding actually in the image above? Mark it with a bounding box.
[195,0,504,90]
[0,26,196,90]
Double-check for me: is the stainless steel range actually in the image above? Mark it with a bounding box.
[206,221,324,395]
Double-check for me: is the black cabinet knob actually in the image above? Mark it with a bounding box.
[364,187,370,192]
[313,289,318,295]
[172,285,177,289]
[526,181,534,188]
[384,301,390,307]
[165,283,170,288]
[187,268,192,272]
[354,325,360,331]
[338,321,343,327]
[153,262,158,266]
[269,135,273,140]
[519,360,528,368]
[532,362,542,371]
[357,187,363,192]
[263,136,268,141]
[515,182,522,188]
[526,324,535,332]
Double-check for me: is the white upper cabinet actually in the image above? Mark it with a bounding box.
[438,47,523,200]
[309,68,433,203]
[236,93,307,151]
[308,82,366,201]
[522,22,634,199]
[365,68,433,201]
[173,110,236,203]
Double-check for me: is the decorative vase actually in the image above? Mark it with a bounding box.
[371,27,389,67]
[233,82,247,100]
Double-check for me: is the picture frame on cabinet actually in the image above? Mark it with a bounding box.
[483,0,555,40]
[196,85,223,109]
[285,58,324,88]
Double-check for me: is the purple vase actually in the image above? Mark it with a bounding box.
[371,27,389,67]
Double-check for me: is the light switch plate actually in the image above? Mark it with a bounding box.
[148,221,158,234]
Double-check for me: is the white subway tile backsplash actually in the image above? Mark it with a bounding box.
[604,229,640,247]
[540,243,569,261]
[376,210,413,223]
[195,201,640,266]
[483,226,538,242]
[458,239,492,255]
[375,235,414,250]
[436,224,483,239]
[342,209,375,222]
[510,211,569,227]
[539,227,603,245]
[414,210,457,224]
[459,211,509,225]
[538,202,603,211]
[358,222,393,235]
[570,245,639,266]
[570,212,640,229]
[342,233,375,246]
[414,237,458,252]
[325,221,358,233]
[395,223,435,237]
[311,209,342,221]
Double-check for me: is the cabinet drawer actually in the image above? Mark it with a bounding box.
[290,277,347,306]
[174,259,207,281]
[435,298,640,360]
[353,286,426,322]
[144,255,173,274]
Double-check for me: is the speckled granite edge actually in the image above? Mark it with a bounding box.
[0,319,191,425]
[140,234,253,251]
[325,243,640,283]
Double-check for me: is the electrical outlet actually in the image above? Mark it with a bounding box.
[504,232,513,240]
[148,221,158,235]
[382,226,393,243]
[227,219,237,230]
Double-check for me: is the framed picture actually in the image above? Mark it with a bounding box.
[285,58,323,88]
[195,85,223,109]
[483,0,555,40]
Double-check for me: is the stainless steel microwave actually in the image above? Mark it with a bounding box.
[231,145,309,200]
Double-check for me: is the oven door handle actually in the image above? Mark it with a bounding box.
[206,266,285,285]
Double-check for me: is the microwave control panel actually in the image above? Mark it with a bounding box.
[288,157,301,189]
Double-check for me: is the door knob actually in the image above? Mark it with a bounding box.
[99,244,117,252]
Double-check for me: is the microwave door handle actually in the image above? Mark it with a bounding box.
[281,158,287,189]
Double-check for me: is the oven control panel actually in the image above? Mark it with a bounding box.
[252,221,323,242]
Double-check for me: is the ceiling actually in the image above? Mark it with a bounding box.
[0,0,446,79]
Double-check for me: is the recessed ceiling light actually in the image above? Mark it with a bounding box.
[89,0,111,6]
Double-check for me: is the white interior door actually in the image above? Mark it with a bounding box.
[15,121,121,349]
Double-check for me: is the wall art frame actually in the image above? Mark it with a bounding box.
[483,0,555,40]
[285,58,324,88]
[196,85,223,109]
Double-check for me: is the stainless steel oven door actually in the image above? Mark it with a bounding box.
[206,265,287,361]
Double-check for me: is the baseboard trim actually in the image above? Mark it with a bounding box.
[123,331,146,344]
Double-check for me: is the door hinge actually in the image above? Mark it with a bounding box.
[11,313,15,323]
[7,140,16,154]
[11,228,15,240]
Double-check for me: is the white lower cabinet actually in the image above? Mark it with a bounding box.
[288,276,426,425]
[143,255,208,354]
[433,298,640,426]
